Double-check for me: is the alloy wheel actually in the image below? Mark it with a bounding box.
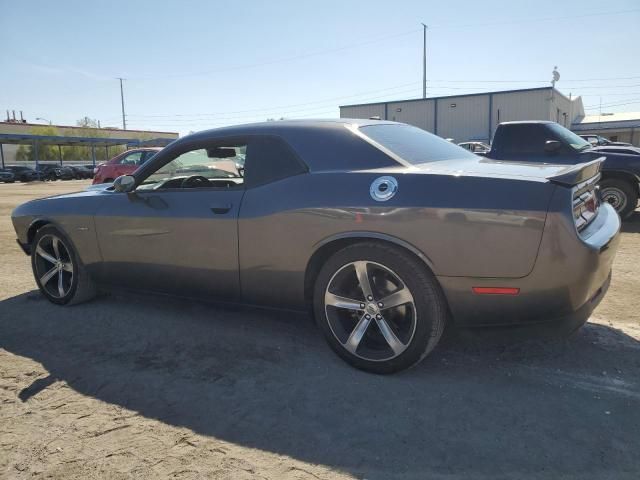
[33,234,74,298]
[324,261,417,362]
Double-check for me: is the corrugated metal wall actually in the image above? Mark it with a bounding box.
[436,95,490,142]
[386,99,435,131]
[548,92,575,128]
[491,89,550,129]
[339,104,385,120]
[339,88,571,144]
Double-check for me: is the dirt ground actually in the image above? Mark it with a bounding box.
[1,180,639,480]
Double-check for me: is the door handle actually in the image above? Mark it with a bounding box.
[210,204,233,214]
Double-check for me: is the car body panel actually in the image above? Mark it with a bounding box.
[92,188,244,300]
[238,169,551,309]
[11,119,620,328]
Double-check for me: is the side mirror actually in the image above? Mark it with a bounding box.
[544,140,562,154]
[113,175,136,193]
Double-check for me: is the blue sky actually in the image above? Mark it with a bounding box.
[1,0,639,135]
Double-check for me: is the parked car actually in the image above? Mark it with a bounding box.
[92,148,161,184]
[68,165,94,179]
[458,141,491,155]
[485,121,640,217]
[34,164,75,181]
[31,165,56,181]
[579,134,632,147]
[12,120,620,373]
[0,169,16,183]
[5,165,39,182]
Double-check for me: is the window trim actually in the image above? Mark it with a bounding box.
[133,134,309,192]
[132,138,248,193]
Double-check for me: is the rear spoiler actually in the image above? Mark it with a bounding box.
[547,157,604,186]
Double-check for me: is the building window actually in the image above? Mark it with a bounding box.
[610,135,619,142]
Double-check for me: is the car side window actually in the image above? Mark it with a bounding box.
[243,136,307,188]
[137,144,245,191]
[141,150,157,164]
[500,125,548,155]
[120,151,143,165]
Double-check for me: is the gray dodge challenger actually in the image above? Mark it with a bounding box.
[12,119,621,373]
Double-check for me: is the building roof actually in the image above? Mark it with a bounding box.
[0,133,175,147]
[577,112,640,124]
[571,111,640,131]
[0,121,178,136]
[339,86,561,109]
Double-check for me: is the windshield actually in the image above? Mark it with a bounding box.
[548,123,592,151]
[359,124,477,165]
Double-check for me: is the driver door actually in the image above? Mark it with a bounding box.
[93,139,247,300]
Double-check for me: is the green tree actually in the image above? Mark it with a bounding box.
[15,125,61,162]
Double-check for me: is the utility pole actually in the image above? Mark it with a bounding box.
[118,77,127,130]
[421,23,427,99]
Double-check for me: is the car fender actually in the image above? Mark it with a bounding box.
[312,230,436,272]
[600,168,640,193]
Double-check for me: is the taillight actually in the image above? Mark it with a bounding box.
[573,177,600,232]
[93,167,99,174]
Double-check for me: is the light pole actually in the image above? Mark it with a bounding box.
[36,117,52,125]
[421,23,427,99]
[117,77,127,130]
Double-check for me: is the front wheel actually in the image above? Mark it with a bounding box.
[313,242,448,374]
[600,179,638,218]
[31,225,96,305]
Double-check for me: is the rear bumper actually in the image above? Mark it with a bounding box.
[439,201,620,328]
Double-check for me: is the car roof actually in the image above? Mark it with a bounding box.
[187,118,398,139]
[160,119,403,172]
[499,120,554,125]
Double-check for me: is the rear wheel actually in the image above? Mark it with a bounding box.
[600,179,638,218]
[31,225,96,305]
[313,242,448,374]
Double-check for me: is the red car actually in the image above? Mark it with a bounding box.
[92,148,162,184]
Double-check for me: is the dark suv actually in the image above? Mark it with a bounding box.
[5,165,39,182]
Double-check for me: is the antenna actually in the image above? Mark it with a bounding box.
[551,66,560,87]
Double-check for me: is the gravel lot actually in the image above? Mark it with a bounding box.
[1,180,639,479]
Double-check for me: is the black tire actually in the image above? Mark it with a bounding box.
[31,225,96,306]
[313,242,448,374]
[600,179,638,218]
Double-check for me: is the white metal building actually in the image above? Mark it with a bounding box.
[340,87,585,144]
[571,111,640,146]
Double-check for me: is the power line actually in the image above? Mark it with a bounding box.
[127,83,422,117]
[71,8,640,82]
[129,29,420,80]
[122,83,640,121]
[583,99,640,110]
[428,8,640,30]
